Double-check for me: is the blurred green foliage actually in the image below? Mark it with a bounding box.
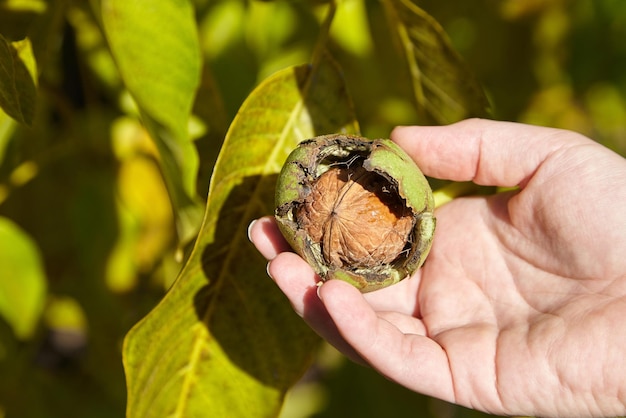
[0,0,625,417]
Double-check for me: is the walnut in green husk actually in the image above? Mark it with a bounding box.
[275,134,435,292]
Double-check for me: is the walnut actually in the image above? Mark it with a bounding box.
[298,166,414,269]
[275,134,435,292]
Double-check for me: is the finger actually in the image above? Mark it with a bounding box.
[251,215,423,316]
[248,216,292,260]
[266,251,319,315]
[319,279,455,403]
[376,311,427,335]
[362,275,421,317]
[267,252,365,363]
[390,118,589,187]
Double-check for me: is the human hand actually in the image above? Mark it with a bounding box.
[248,118,626,417]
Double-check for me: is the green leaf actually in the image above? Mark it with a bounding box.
[123,52,359,418]
[0,35,37,125]
[0,108,17,169]
[330,0,373,57]
[101,0,203,243]
[382,0,490,124]
[0,216,47,339]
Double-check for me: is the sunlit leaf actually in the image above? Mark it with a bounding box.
[101,0,203,243]
[382,0,490,124]
[330,0,373,57]
[246,1,298,59]
[0,216,47,339]
[107,151,175,294]
[123,52,359,418]
[200,0,246,60]
[0,108,17,169]
[0,35,37,125]
[0,0,46,14]
[43,295,88,333]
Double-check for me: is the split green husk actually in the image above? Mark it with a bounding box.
[275,134,435,292]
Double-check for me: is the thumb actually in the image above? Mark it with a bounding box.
[318,279,455,403]
[391,118,589,188]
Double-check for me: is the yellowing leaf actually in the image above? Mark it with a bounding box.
[123,52,359,418]
[106,154,175,293]
[382,0,490,124]
[0,216,47,339]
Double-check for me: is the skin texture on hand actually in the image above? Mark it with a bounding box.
[248,118,626,418]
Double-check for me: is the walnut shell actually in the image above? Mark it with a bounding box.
[275,134,435,292]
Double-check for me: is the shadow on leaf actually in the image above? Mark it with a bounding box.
[195,173,319,391]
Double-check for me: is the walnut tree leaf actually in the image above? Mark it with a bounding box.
[0,35,37,126]
[0,216,47,339]
[382,0,490,124]
[123,52,359,418]
[101,0,203,243]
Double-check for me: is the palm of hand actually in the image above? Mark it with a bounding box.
[354,143,626,416]
[251,120,626,417]
[415,185,626,416]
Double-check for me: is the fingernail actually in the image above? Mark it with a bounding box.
[247,219,257,242]
[316,281,323,299]
[266,261,274,280]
